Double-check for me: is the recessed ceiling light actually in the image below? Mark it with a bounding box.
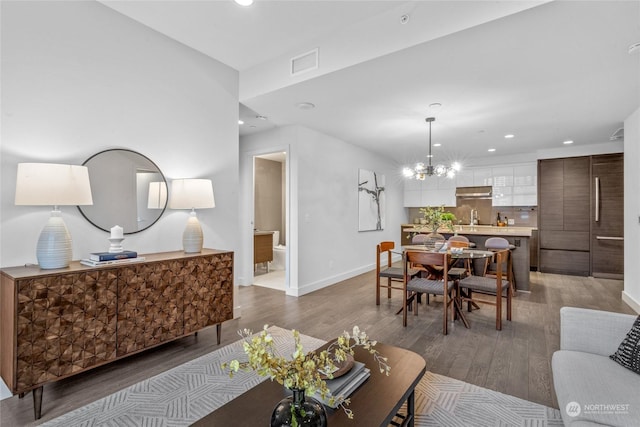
[488,148,496,152]
[234,0,253,6]
[504,134,515,139]
[429,103,442,110]
[238,120,244,125]
[629,42,640,54]
[433,143,441,147]
[295,102,315,110]
[256,115,268,120]
[563,140,574,145]
[400,14,410,24]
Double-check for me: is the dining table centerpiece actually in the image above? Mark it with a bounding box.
[409,205,457,249]
[223,325,391,427]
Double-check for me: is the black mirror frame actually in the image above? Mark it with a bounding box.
[78,148,167,235]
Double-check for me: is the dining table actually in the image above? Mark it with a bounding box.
[401,246,496,329]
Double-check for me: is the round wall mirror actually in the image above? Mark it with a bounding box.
[78,149,167,234]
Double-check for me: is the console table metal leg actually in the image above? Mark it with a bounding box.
[216,323,222,345]
[33,386,43,420]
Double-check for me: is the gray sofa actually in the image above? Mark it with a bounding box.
[552,307,640,426]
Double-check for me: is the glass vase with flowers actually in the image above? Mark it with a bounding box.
[223,325,390,426]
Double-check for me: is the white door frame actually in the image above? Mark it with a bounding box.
[239,144,295,294]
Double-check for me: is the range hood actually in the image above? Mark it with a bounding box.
[455,186,492,199]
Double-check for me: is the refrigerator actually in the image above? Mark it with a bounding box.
[591,153,624,279]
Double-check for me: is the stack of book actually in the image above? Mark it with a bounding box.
[80,251,145,267]
[315,361,370,408]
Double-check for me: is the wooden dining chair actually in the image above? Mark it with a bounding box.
[458,249,513,330]
[483,237,516,293]
[409,233,447,305]
[376,241,412,305]
[447,235,472,278]
[403,250,455,334]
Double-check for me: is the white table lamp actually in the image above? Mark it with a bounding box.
[15,163,93,269]
[169,178,215,253]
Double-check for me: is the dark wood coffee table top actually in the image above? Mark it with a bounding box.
[192,341,426,426]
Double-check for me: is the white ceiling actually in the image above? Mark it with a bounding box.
[101,0,640,166]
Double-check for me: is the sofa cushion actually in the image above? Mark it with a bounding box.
[553,350,640,426]
[609,315,640,374]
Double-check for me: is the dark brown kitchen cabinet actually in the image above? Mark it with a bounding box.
[591,153,624,278]
[539,156,591,275]
[538,154,623,277]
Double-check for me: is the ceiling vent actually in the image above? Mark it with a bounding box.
[610,127,624,141]
[290,48,318,76]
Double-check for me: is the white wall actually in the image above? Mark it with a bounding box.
[241,125,406,296]
[623,108,640,312]
[1,1,240,270]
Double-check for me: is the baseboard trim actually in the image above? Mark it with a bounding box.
[622,291,640,314]
[287,263,375,297]
[285,254,403,297]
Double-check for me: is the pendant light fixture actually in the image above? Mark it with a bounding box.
[403,117,461,180]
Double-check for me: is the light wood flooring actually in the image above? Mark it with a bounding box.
[1,270,635,426]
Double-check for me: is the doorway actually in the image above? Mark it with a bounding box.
[253,151,287,291]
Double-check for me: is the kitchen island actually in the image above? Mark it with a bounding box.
[401,224,535,291]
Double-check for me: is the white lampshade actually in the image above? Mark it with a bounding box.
[147,181,168,209]
[169,178,215,253]
[15,163,93,269]
[169,179,215,209]
[15,163,93,206]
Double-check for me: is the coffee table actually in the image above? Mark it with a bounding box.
[192,342,426,426]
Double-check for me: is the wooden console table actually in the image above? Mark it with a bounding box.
[0,249,233,420]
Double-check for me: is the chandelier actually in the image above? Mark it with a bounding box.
[403,117,461,180]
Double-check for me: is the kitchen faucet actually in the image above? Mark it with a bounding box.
[470,209,478,225]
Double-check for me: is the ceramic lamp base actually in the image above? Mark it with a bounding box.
[183,211,203,253]
[36,210,72,269]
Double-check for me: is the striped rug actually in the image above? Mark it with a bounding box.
[41,326,563,427]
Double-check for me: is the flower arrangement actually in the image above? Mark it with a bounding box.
[223,325,390,419]
[413,205,456,234]
[420,205,456,232]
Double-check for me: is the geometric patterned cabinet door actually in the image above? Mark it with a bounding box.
[184,252,233,334]
[15,269,118,391]
[117,261,184,356]
[0,249,233,420]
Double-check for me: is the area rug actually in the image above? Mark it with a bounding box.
[41,326,563,427]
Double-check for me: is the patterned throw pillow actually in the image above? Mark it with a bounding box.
[610,315,640,374]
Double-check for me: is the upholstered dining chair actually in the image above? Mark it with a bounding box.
[458,248,513,330]
[376,241,417,305]
[483,237,516,292]
[403,250,455,334]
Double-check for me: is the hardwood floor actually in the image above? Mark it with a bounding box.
[1,270,635,426]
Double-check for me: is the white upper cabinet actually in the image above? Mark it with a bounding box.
[473,168,493,186]
[455,170,474,187]
[403,162,537,207]
[492,166,514,206]
[512,163,537,206]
